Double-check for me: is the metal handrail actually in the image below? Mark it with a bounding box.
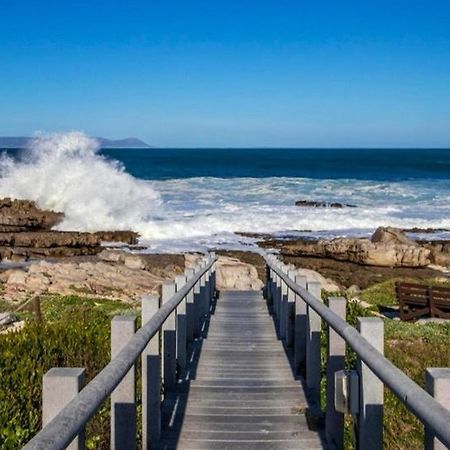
[24,255,216,450]
[266,255,450,447]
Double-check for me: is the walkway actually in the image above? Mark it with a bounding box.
[159,290,326,449]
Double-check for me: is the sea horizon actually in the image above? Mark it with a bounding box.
[2,136,450,253]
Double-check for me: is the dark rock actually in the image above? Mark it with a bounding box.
[295,200,357,208]
[0,198,64,230]
[0,198,139,261]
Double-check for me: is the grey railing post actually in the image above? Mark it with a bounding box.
[162,281,177,391]
[268,257,276,311]
[175,275,188,372]
[141,294,161,449]
[294,274,307,374]
[425,368,450,450]
[263,263,271,305]
[193,266,202,338]
[286,268,297,347]
[185,267,195,343]
[279,265,289,340]
[326,297,347,450]
[111,316,137,450]
[42,368,85,450]
[274,263,282,319]
[199,261,208,329]
[306,280,322,406]
[356,318,384,450]
[209,253,216,307]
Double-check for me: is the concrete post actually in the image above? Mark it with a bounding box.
[141,294,161,449]
[294,274,307,374]
[193,268,202,338]
[306,281,322,406]
[279,270,288,341]
[209,255,216,308]
[286,269,297,347]
[326,297,347,450]
[42,368,85,450]
[204,267,211,318]
[356,318,384,450]
[184,268,195,342]
[199,263,208,324]
[197,260,209,334]
[162,282,177,392]
[175,275,188,372]
[425,368,450,450]
[111,316,136,450]
[274,266,282,319]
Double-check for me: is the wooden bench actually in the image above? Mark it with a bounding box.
[395,282,450,321]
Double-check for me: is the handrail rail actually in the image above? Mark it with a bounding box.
[23,254,217,450]
[266,255,450,447]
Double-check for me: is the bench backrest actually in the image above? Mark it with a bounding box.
[395,282,450,306]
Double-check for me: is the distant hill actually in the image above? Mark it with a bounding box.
[98,137,151,148]
[0,136,151,149]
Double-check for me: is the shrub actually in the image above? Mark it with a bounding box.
[0,295,132,449]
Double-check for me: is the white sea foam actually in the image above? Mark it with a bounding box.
[0,132,162,233]
[1,133,449,253]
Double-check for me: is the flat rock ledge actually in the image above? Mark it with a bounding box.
[278,227,437,268]
[0,198,138,261]
[1,251,186,304]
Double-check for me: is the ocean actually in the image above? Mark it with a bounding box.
[1,133,450,252]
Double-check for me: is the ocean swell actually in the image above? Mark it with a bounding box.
[1,134,450,252]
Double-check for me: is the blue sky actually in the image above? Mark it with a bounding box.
[1,0,450,147]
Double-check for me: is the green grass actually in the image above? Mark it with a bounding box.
[0,294,134,449]
[360,277,450,308]
[323,278,450,450]
[383,320,450,449]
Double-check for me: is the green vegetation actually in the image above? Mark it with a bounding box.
[0,294,134,449]
[360,277,450,308]
[323,277,450,450]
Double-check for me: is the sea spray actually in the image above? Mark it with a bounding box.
[0,132,162,234]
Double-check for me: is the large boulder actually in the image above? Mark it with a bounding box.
[215,256,264,290]
[420,241,450,267]
[371,226,417,246]
[281,227,431,267]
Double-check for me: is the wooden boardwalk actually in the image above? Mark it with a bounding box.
[160,290,326,449]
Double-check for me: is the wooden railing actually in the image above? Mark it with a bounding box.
[23,253,216,450]
[265,253,450,450]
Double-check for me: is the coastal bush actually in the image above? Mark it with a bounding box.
[0,295,133,449]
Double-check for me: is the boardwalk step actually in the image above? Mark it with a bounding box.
[160,289,325,449]
[157,439,324,450]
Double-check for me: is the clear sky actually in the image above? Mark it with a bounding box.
[1,0,450,147]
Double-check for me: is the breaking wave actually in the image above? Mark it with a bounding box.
[0,132,162,234]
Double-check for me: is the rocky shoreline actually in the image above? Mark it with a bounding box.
[257,226,450,269]
[1,197,449,312]
[0,198,138,261]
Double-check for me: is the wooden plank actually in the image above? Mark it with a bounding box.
[158,290,325,449]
